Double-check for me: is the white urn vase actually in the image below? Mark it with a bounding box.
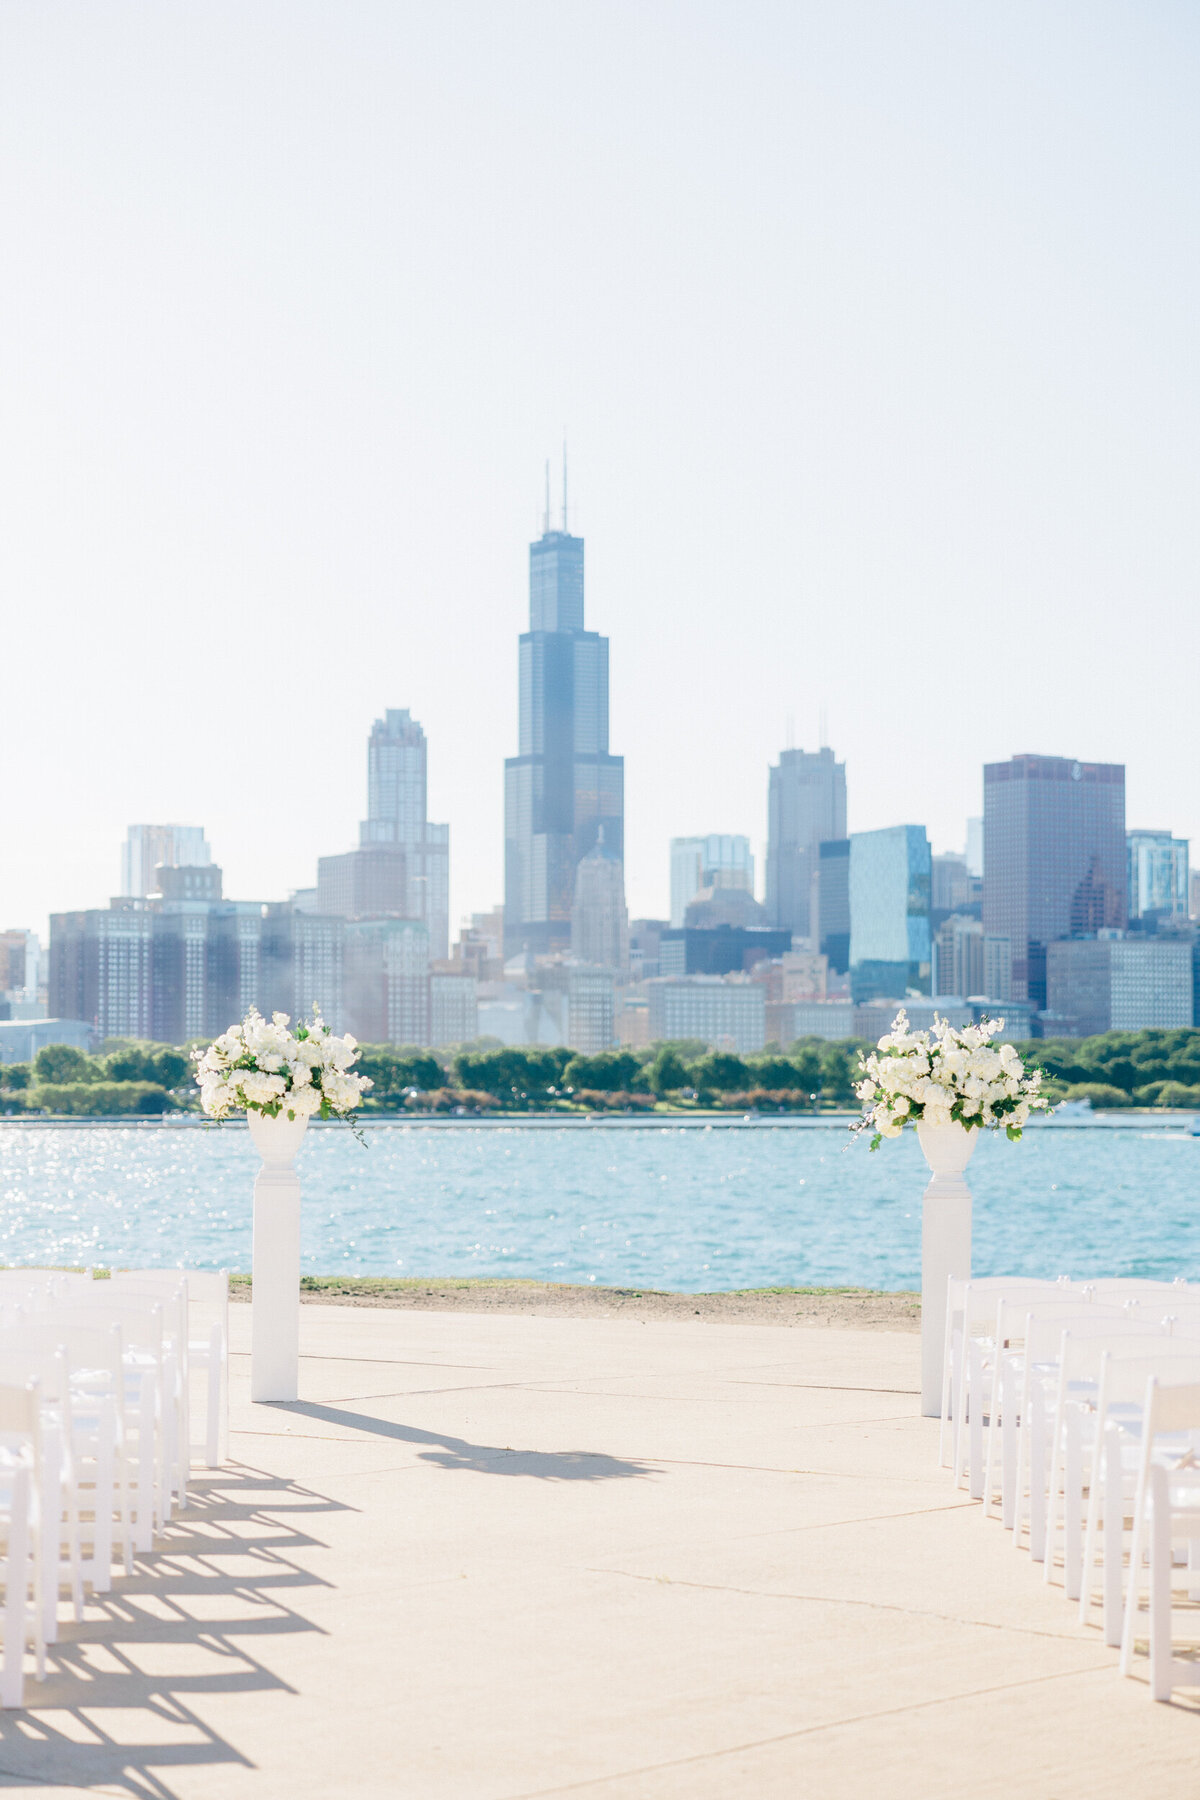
[248,1109,308,1403]
[916,1120,977,1419]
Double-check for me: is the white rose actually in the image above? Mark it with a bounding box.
[285,1084,323,1119]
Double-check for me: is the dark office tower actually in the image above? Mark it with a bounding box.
[504,505,624,954]
[814,839,851,974]
[766,747,847,939]
[982,755,1126,1011]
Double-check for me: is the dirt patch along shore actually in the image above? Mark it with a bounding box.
[226,1275,920,1331]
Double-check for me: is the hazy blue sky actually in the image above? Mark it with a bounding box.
[4,1,1198,939]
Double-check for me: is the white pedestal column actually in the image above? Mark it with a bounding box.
[248,1110,308,1403]
[916,1122,977,1419]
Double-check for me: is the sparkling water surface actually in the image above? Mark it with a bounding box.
[0,1122,1195,1290]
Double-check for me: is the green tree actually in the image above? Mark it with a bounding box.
[817,1042,856,1101]
[562,1052,639,1092]
[747,1056,794,1092]
[35,1081,175,1115]
[689,1052,748,1093]
[150,1048,189,1088]
[1061,1082,1131,1109]
[647,1048,688,1096]
[650,1039,708,1062]
[453,1047,561,1102]
[34,1044,98,1084]
[0,1063,31,1090]
[357,1049,443,1102]
[104,1046,155,1082]
[1150,1081,1200,1109]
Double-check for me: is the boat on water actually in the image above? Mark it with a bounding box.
[1051,1098,1094,1122]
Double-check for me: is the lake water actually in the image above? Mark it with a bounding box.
[0,1120,1195,1291]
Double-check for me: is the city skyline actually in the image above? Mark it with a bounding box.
[15,709,1196,951]
[5,7,1200,947]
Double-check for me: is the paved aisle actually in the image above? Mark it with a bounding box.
[2,1306,1196,1797]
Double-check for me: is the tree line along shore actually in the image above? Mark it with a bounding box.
[3,1028,1200,1117]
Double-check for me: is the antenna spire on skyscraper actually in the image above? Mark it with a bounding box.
[543,461,551,536]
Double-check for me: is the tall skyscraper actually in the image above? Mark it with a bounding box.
[504,498,624,953]
[319,710,450,959]
[121,825,212,898]
[766,747,846,939]
[669,835,754,928]
[982,755,1126,1010]
[848,825,932,1002]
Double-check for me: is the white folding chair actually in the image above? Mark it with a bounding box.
[1085,1279,1195,1306]
[0,1381,41,1708]
[110,1268,229,1469]
[941,1276,1065,1468]
[957,1281,1064,1498]
[62,1298,166,1552]
[987,1299,1124,1543]
[1078,1343,1200,1647]
[5,1317,128,1592]
[105,1274,192,1505]
[0,1345,84,1647]
[1119,1377,1200,1696]
[1042,1321,1178,1601]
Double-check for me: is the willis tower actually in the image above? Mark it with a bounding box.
[504,469,624,954]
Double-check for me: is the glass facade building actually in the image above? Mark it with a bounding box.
[982,755,1126,1010]
[505,527,624,953]
[669,835,755,927]
[1126,830,1189,924]
[766,748,846,938]
[848,825,932,1002]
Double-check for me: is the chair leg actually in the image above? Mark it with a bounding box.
[969,1345,987,1500]
[1101,1434,1126,1647]
[206,1325,224,1467]
[0,1476,29,1710]
[1120,1468,1150,1676]
[1150,1469,1173,1702]
[1027,1388,1047,1561]
[1064,1407,1083,1601]
[1001,1366,1020,1529]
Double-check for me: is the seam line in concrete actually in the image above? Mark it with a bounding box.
[728,1380,921,1395]
[503,1664,1114,1798]
[595,1565,1109,1643]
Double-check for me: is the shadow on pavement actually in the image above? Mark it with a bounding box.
[277,1399,657,1480]
[0,1465,348,1800]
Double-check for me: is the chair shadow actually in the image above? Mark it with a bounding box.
[0,1464,350,1800]
[276,1399,656,1481]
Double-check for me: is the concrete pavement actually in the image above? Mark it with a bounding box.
[1,1304,1196,1797]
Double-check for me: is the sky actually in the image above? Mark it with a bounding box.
[4,1,1199,942]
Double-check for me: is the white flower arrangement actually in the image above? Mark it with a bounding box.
[853,1008,1050,1151]
[192,1007,372,1126]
